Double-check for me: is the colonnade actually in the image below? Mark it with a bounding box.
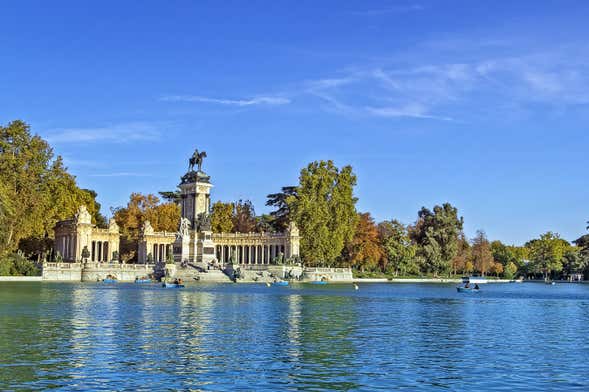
[152,243,172,263]
[59,235,74,260]
[216,244,285,264]
[91,240,110,262]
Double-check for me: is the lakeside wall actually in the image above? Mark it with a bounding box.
[42,262,160,282]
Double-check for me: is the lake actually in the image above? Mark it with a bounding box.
[1,282,588,391]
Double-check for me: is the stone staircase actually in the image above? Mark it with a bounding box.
[174,262,232,283]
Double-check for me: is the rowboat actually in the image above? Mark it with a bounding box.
[103,278,117,283]
[273,281,289,286]
[457,286,480,293]
[162,283,185,288]
[310,281,328,285]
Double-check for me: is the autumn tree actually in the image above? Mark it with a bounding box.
[471,230,494,275]
[290,160,357,266]
[112,193,180,262]
[210,201,234,233]
[451,233,470,276]
[347,213,383,271]
[233,200,257,233]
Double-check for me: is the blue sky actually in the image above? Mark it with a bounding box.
[1,0,588,244]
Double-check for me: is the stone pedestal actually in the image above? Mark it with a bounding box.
[197,230,216,265]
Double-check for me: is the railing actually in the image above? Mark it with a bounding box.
[42,262,82,269]
[304,267,352,273]
[213,232,287,239]
[43,262,156,270]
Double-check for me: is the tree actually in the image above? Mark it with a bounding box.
[0,120,104,255]
[471,230,494,275]
[113,193,180,262]
[233,199,257,233]
[211,201,234,233]
[347,213,383,271]
[158,190,181,203]
[379,220,417,276]
[409,203,463,276]
[490,261,504,277]
[451,233,470,276]
[255,214,276,233]
[0,251,39,276]
[289,160,358,266]
[526,232,568,279]
[562,248,588,278]
[504,262,517,279]
[266,186,298,232]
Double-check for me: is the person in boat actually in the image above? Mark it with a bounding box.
[464,282,470,288]
[474,284,479,290]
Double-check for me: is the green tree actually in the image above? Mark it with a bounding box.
[211,201,234,233]
[290,160,358,266]
[504,261,518,279]
[0,120,103,255]
[409,203,463,276]
[379,220,417,276]
[562,248,588,277]
[526,232,568,279]
[266,186,298,232]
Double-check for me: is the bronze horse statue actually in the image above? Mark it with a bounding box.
[189,149,207,172]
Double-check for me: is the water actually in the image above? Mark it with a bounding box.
[1,282,589,391]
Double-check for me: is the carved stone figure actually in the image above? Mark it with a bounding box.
[188,149,207,172]
[142,220,154,236]
[195,213,211,232]
[178,217,191,239]
[75,205,92,225]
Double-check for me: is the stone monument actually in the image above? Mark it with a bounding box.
[176,148,216,265]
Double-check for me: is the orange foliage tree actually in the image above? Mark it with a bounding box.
[347,212,383,271]
[112,193,180,262]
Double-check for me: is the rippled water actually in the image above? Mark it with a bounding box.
[1,282,589,391]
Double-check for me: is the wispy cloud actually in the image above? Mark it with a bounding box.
[161,95,290,106]
[366,104,454,121]
[350,4,424,16]
[46,122,161,144]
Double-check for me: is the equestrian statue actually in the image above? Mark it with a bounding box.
[188,149,207,172]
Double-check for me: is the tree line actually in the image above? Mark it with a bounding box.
[1,120,588,279]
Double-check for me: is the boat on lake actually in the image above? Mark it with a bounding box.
[309,281,328,285]
[103,274,118,283]
[273,281,289,286]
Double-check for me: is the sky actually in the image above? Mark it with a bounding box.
[1,0,588,245]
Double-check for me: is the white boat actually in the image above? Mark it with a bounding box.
[462,276,488,284]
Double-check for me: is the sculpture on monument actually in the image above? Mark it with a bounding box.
[188,148,207,172]
[178,217,191,239]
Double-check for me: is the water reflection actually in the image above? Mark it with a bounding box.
[2,283,589,390]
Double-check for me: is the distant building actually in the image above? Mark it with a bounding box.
[53,150,300,269]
